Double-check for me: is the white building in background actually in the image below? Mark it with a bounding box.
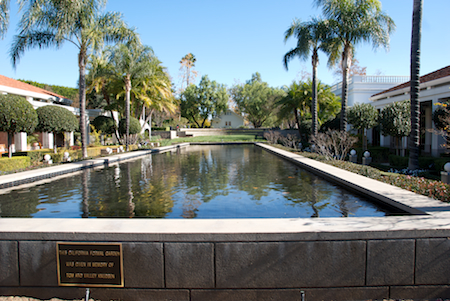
[211,110,246,128]
[370,66,450,157]
[0,75,102,154]
[330,75,410,107]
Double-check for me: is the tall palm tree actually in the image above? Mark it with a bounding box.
[284,17,331,138]
[315,0,395,131]
[0,0,10,39]
[137,58,176,134]
[105,42,155,151]
[86,53,122,140]
[408,0,423,170]
[11,0,137,158]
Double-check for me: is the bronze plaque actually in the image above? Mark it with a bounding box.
[57,242,123,287]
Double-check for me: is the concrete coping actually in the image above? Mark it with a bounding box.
[1,142,450,242]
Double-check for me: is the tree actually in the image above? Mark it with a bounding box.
[104,42,154,151]
[230,73,285,128]
[92,115,115,135]
[36,105,78,153]
[179,53,198,92]
[11,0,137,158]
[408,0,423,170]
[0,0,10,40]
[118,117,141,136]
[277,80,340,140]
[348,103,378,150]
[0,94,38,158]
[380,100,411,156]
[315,0,395,131]
[333,58,367,79]
[432,102,450,151]
[180,75,228,128]
[284,17,332,137]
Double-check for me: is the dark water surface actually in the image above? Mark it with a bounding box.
[0,145,391,218]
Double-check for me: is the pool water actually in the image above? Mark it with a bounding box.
[0,145,393,218]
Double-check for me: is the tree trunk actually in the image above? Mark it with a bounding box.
[53,132,57,154]
[294,108,301,138]
[7,132,12,158]
[408,0,423,170]
[125,75,131,152]
[78,51,88,158]
[311,49,319,138]
[340,46,352,132]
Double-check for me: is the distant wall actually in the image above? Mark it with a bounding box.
[152,128,300,138]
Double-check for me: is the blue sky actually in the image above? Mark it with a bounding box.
[0,0,449,91]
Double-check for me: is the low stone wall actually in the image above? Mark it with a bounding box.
[1,222,450,301]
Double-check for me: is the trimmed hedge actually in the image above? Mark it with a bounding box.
[388,154,450,172]
[0,156,31,173]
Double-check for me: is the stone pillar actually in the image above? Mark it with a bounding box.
[65,132,74,147]
[442,163,450,184]
[41,133,53,149]
[362,151,372,166]
[349,149,357,163]
[14,132,28,151]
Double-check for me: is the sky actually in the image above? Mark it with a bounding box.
[0,0,449,91]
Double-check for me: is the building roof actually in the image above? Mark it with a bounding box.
[0,74,71,102]
[372,65,450,97]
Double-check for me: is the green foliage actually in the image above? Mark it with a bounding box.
[92,115,116,134]
[432,104,450,130]
[18,79,78,100]
[0,156,31,173]
[230,72,285,128]
[119,117,141,135]
[180,75,229,128]
[379,100,411,138]
[388,154,409,168]
[36,105,78,133]
[388,154,449,173]
[320,112,340,132]
[0,94,38,134]
[348,103,378,130]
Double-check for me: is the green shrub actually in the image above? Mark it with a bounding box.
[0,156,31,173]
[118,117,141,135]
[92,116,116,134]
[353,146,391,163]
[389,154,409,168]
[36,105,78,133]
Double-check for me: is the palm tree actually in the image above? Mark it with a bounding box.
[408,0,423,170]
[0,0,10,39]
[86,53,122,141]
[11,0,137,158]
[105,42,155,151]
[137,58,176,135]
[315,0,395,131]
[284,17,331,138]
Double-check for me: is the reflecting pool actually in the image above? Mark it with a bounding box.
[0,145,393,218]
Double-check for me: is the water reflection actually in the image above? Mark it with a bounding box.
[0,145,389,218]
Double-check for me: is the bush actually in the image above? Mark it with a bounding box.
[36,105,78,133]
[92,116,116,134]
[389,154,409,168]
[311,130,358,161]
[118,117,141,135]
[0,94,38,135]
[0,156,31,173]
[0,94,38,157]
